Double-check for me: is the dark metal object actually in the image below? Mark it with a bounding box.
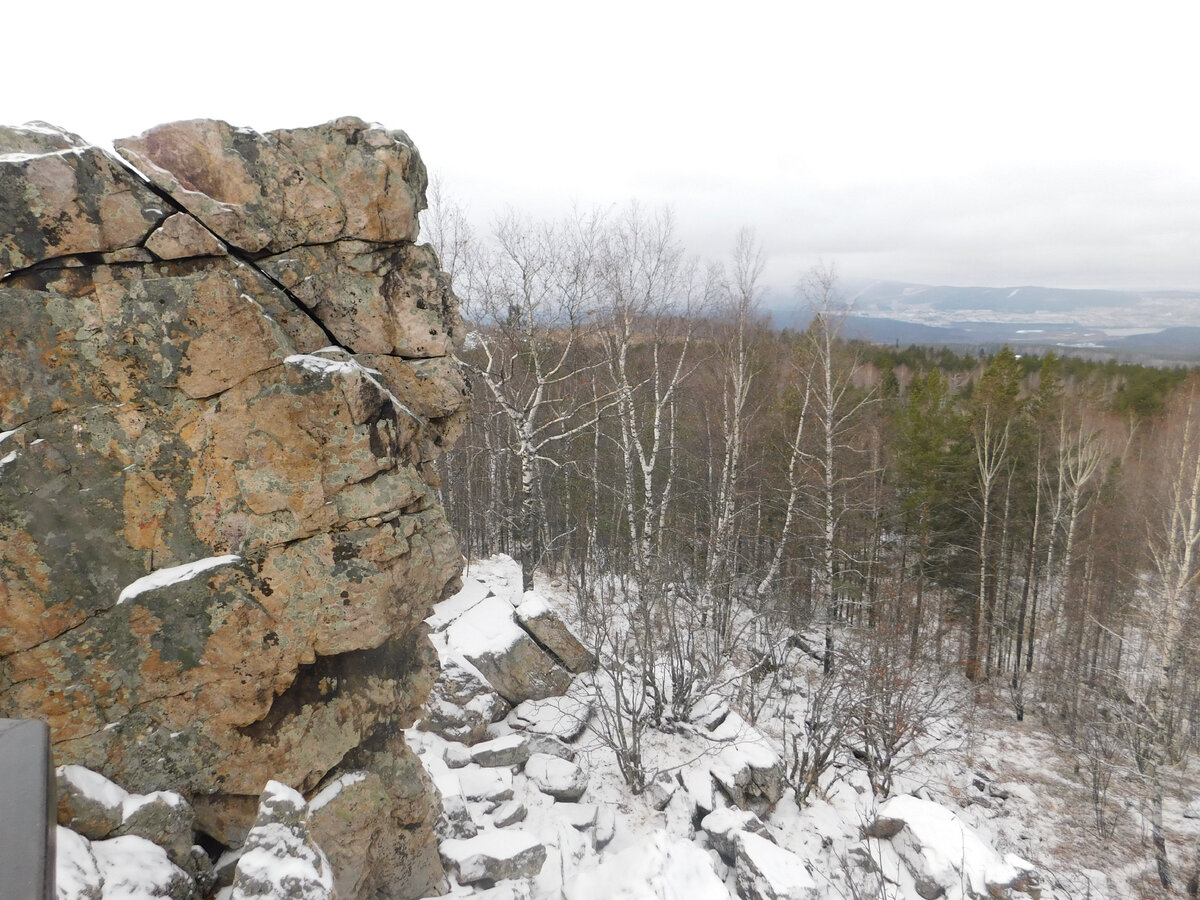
[0,718,55,900]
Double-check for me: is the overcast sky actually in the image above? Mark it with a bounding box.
[8,1,1200,296]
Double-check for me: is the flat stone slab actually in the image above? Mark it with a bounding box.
[440,830,546,885]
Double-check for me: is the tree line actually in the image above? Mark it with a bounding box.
[427,196,1200,889]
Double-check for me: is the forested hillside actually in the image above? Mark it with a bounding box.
[430,199,1200,892]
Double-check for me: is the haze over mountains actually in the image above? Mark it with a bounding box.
[768,280,1200,362]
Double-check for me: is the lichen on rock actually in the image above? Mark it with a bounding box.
[0,117,468,900]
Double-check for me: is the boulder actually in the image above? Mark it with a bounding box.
[444,743,473,769]
[710,716,785,814]
[113,791,197,871]
[229,781,333,900]
[645,772,678,811]
[446,596,573,704]
[92,834,194,900]
[701,807,774,863]
[56,765,128,840]
[556,802,598,830]
[594,806,616,850]
[525,753,588,802]
[470,734,530,768]
[865,795,1035,900]
[436,792,479,841]
[524,734,577,761]
[422,656,510,745]
[114,117,425,254]
[507,693,593,742]
[439,831,546,885]
[456,767,515,804]
[734,832,819,900]
[57,764,197,872]
[515,592,595,673]
[307,744,446,900]
[492,800,527,828]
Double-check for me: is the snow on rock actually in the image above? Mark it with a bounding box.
[229,781,334,900]
[701,808,774,863]
[492,800,528,828]
[708,714,784,814]
[437,792,480,840]
[446,594,572,704]
[422,655,512,745]
[515,591,596,674]
[457,767,516,803]
[426,575,492,633]
[444,743,473,768]
[91,834,193,900]
[116,555,242,604]
[114,790,197,871]
[308,772,368,813]
[56,765,130,839]
[734,831,819,900]
[680,763,717,815]
[690,694,731,731]
[868,795,1032,900]
[594,806,616,851]
[562,832,730,900]
[507,692,592,742]
[56,765,196,870]
[440,830,547,885]
[471,734,531,768]
[645,772,678,811]
[525,753,588,802]
[556,803,598,831]
[55,826,102,900]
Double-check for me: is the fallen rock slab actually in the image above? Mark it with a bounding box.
[439,830,546,885]
[507,694,592,743]
[515,592,595,673]
[447,596,572,704]
[525,753,588,802]
[456,768,515,804]
[492,800,527,828]
[470,734,529,768]
[735,831,819,900]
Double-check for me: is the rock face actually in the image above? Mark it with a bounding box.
[0,118,468,900]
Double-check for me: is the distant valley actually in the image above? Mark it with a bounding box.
[767,280,1200,363]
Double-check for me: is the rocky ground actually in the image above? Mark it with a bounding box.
[55,554,1200,899]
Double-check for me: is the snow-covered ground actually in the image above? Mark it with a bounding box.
[414,555,1200,900]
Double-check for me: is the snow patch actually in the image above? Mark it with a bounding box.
[309,772,368,812]
[117,555,241,604]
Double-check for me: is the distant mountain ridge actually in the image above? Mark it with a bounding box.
[841,279,1200,325]
[763,280,1200,362]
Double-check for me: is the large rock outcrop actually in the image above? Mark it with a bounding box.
[0,117,468,900]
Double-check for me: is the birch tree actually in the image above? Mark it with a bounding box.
[455,211,608,590]
[704,228,765,644]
